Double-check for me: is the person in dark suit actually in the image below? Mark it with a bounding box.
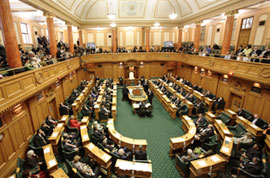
[195,124,214,143]
[40,122,53,137]
[242,144,262,160]
[33,129,48,147]
[235,45,244,55]
[138,101,147,117]
[236,108,245,117]
[240,157,263,175]
[135,145,147,160]
[147,88,154,104]
[196,114,207,127]
[122,85,129,101]
[24,150,43,170]
[100,104,110,119]
[251,47,262,57]
[118,76,124,85]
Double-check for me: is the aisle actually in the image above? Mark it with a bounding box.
[115,88,184,178]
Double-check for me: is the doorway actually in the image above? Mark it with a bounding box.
[49,99,58,119]
[229,93,242,111]
[167,69,174,77]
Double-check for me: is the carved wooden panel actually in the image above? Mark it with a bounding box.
[5,80,23,98]
[22,76,36,90]
[243,92,262,114]
[261,98,270,122]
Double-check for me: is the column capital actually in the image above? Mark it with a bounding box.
[77,27,83,31]
[44,11,54,18]
[144,27,150,32]
[66,22,72,26]
[177,25,184,29]
[112,27,117,30]
[195,21,203,25]
[225,10,238,16]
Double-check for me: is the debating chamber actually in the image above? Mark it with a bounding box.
[1,0,270,177]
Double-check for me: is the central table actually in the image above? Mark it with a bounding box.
[127,86,148,102]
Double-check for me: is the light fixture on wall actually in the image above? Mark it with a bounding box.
[110,22,117,27]
[154,22,160,27]
[253,83,261,88]
[169,13,178,20]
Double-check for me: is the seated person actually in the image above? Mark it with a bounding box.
[24,150,43,170]
[242,144,262,160]
[195,114,207,127]
[113,147,132,160]
[69,115,81,129]
[233,132,253,144]
[251,114,266,129]
[239,157,263,175]
[62,133,80,152]
[34,129,49,147]
[236,108,246,117]
[138,101,147,117]
[99,104,111,119]
[22,169,48,178]
[72,155,100,178]
[59,102,71,115]
[93,126,105,141]
[40,122,53,137]
[82,104,91,117]
[102,137,115,151]
[45,115,57,128]
[181,149,197,163]
[195,124,214,143]
[135,145,147,160]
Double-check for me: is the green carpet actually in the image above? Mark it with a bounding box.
[115,88,184,178]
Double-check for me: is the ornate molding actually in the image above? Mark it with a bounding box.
[261,68,270,78]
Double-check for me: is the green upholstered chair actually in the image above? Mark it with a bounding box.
[228,123,246,138]
[16,158,39,174]
[28,135,43,156]
[202,134,219,153]
[242,109,253,121]
[65,159,84,178]
[238,168,264,178]
[217,112,230,125]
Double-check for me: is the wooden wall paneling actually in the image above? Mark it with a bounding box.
[27,97,41,131]
[150,62,166,78]
[72,72,79,90]
[103,63,113,79]
[216,78,231,108]
[19,112,33,141]
[112,63,119,81]
[178,64,192,81]
[39,98,49,121]
[243,92,262,115]
[0,126,16,166]
[260,98,270,123]
[61,77,70,100]
[191,71,202,86]
[202,74,219,95]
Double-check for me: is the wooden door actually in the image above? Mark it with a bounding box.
[49,99,58,119]
[230,94,242,111]
[237,29,251,50]
[167,69,174,77]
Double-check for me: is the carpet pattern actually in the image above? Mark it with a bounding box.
[115,88,184,178]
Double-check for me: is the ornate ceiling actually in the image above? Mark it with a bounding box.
[21,0,264,27]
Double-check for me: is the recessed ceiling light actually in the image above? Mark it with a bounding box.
[154,22,160,27]
[169,13,178,20]
[110,22,116,27]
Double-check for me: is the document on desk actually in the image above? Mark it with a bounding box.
[221,147,229,153]
[52,132,58,138]
[49,159,57,167]
[197,160,207,167]
[83,135,89,140]
[44,147,50,154]
[211,155,220,162]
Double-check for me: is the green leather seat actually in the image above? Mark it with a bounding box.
[61,134,77,161]
[217,112,230,125]
[228,123,246,138]
[202,134,218,153]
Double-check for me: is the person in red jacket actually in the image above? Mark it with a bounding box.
[69,115,81,129]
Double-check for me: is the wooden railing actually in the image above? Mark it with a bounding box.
[0,57,80,113]
[1,52,270,113]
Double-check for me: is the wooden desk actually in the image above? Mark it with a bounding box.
[48,123,64,146]
[193,90,204,101]
[225,109,236,125]
[43,144,58,173]
[7,174,16,178]
[183,85,193,94]
[204,97,213,111]
[115,159,152,178]
[84,143,112,178]
[214,119,233,139]
[59,115,69,126]
[50,168,69,178]
[94,104,100,120]
[190,154,226,178]
[236,116,263,137]
[81,116,89,126]
[112,105,116,120]
[127,86,148,102]
[107,119,147,151]
[219,136,233,160]
[80,125,90,146]
[205,112,216,123]
[169,115,196,157]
